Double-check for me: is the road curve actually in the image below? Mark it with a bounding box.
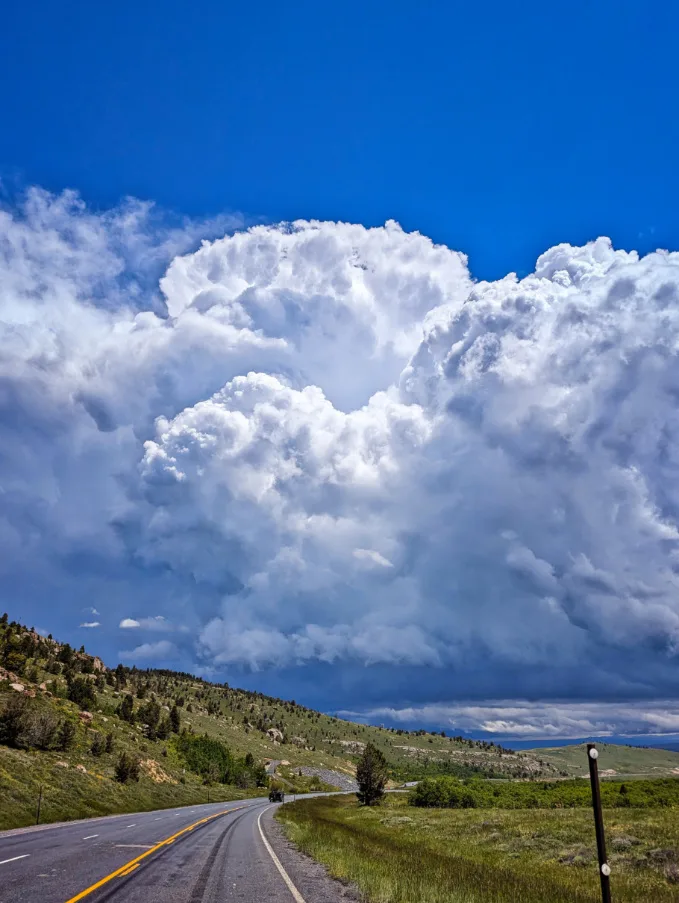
[0,796,349,903]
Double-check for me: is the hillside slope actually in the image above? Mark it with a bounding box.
[528,741,679,778]
[3,614,679,828]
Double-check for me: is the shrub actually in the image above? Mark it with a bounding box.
[156,717,171,740]
[57,719,77,751]
[22,709,60,750]
[90,732,106,757]
[409,776,679,809]
[0,695,30,747]
[114,752,140,783]
[118,694,135,723]
[170,705,181,732]
[67,676,96,711]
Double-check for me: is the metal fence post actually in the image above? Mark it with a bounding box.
[36,785,42,826]
[587,744,612,903]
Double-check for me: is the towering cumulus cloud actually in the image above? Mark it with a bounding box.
[3,188,679,728]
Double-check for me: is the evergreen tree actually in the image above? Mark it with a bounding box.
[114,752,140,783]
[118,693,135,723]
[90,732,106,757]
[356,742,388,806]
[156,717,171,740]
[0,695,28,747]
[57,719,76,751]
[169,704,181,733]
[67,676,96,711]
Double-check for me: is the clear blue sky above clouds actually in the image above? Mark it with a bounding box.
[2,0,677,279]
[3,0,679,744]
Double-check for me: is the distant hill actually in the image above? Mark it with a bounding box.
[526,741,679,778]
[3,613,679,828]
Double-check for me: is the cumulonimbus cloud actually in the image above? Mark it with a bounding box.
[4,188,679,733]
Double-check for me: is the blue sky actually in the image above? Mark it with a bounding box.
[2,0,678,280]
[2,0,679,745]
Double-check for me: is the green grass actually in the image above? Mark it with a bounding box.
[277,793,679,903]
[0,743,263,831]
[410,775,679,809]
[528,742,679,779]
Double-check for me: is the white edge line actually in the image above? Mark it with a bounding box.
[82,834,99,840]
[0,854,30,865]
[257,806,306,903]
[126,824,136,828]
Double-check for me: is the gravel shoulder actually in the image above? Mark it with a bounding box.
[262,805,362,902]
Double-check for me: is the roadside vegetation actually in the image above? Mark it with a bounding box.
[277,793,679,902]
[4,612,679,831]
[410,775,679,809]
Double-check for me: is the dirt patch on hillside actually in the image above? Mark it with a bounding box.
[140,759,177,784]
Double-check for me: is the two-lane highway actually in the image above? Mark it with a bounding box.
[0,796,318,903]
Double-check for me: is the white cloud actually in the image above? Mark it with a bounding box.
[353,548,394,568]
[79,621,100,628]
[119,616,169,630]
[119,640,176,662]
[344,700,679,741]
[4,189,679,709]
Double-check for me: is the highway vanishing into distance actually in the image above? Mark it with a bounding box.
[0,796,347,903]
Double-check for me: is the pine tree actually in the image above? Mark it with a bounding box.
[118,693,135,723]
[169,704,181,733]
[57,719,76,751]
[356,742,388,806]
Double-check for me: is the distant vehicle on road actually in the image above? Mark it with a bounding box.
[269,789,285,802]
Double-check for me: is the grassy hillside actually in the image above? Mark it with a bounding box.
[4,613,679,829]
[528,742,679,779]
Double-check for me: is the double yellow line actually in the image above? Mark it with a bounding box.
[63,806,245,902]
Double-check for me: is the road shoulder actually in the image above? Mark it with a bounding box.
[261,806,361,903]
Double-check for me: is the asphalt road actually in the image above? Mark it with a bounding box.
[0,795,345,903]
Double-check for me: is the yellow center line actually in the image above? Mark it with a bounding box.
[118,863,139,877]
[62,806,246,903]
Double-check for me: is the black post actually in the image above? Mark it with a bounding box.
[207,787,210,804]
[587,744,611,903]
[36,785,42,826]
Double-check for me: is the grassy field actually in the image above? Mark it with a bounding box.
[277,793,679,903]
[529,742,679,779]
[409,775,679,809]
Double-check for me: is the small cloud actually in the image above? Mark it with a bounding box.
[79,621,100,628]
[119,615,171,631]
[119,640,176,663]
[83,607,100,616]
[353,548,393,568]
[140,615,170,631]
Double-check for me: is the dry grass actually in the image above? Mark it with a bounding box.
[277,793,679,903]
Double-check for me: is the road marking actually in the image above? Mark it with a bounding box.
[0,854,30,865]
[119,863,140,877]
[257,808,306,903]
[115,844,153,849]
[62,806,246,902]
[82,835,98,840]
[126,824,136,828]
